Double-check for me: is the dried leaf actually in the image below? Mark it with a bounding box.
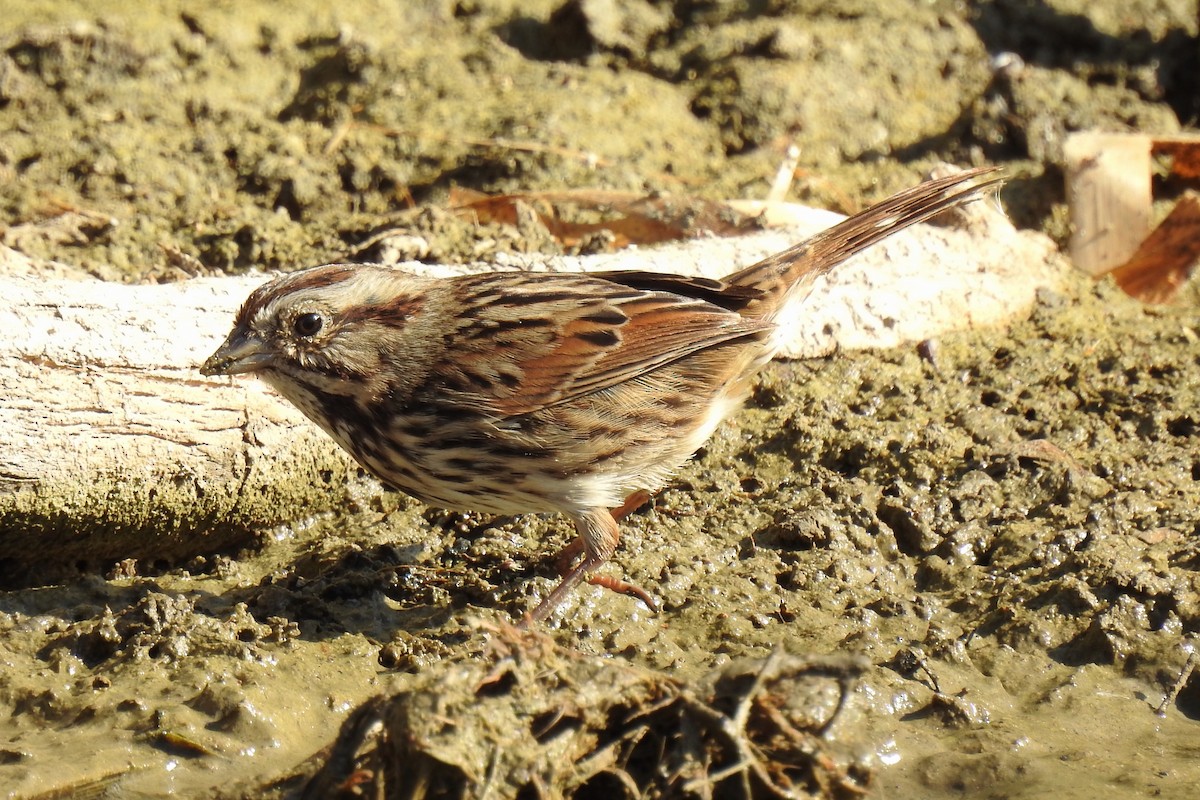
[1110,192,1200,303]
[1152,139,1200,180]
[447,189,758,249]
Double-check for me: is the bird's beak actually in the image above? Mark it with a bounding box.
[201,331,273,376]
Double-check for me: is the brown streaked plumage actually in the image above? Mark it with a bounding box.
[201,167,1002,624]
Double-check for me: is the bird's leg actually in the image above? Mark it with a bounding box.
[521,506,658,627]
[556,490,658,603]
[551,488,654,573]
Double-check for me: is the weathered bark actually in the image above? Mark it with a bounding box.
[0,203,1066,583]
[0,251,359,583]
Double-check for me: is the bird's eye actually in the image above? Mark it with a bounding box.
[293,312,324,337]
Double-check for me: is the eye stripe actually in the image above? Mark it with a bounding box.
[341,294,422,328]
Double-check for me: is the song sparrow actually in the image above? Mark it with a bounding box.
[202,167,1000,624]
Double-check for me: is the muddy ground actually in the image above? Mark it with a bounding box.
[2,0,1200,798]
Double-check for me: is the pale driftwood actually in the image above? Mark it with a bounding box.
[0,200,1067,579]
[1064,132,1152,276]
[1064,131,1200,278]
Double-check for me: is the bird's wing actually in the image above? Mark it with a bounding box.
[430,271,770,418]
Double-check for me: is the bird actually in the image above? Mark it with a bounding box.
[201,166,1001,624]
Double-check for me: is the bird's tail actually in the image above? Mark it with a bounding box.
[724,166,1003,320]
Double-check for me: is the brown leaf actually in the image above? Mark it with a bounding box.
[447,189,758,249]
[1110,192,1200,303]
[1152,139,1200,180]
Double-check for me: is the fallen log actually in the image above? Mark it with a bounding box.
[0,198,1067,584]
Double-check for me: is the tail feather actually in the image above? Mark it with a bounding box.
[725,166,1004,319]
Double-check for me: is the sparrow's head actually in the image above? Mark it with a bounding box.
[202,264,436,404]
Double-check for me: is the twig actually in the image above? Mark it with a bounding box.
[1157,639,1198,716]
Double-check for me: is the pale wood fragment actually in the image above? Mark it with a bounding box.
[1064,132,1152,276]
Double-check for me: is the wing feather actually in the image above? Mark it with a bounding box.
[431,272,769,418]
